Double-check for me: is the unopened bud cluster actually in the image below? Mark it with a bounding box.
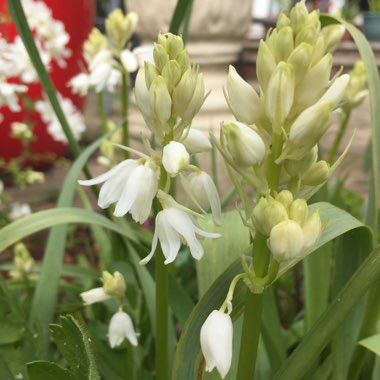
[252,191,322,261]
[9,242,35,279]
[69,9,139,95]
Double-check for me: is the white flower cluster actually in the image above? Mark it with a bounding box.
[35,95,86,143]
[68,10,139,95]
[80,33,221,265]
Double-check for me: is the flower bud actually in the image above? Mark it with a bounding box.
[144,61,159,88]
[295,25,318,46]
[276,190,293,210]
[172,69,196,118]
[102,271,127,298]
[289,101,332,150]
[284,145,318,176]
[310,36,327,67]
[176,50,190,72]
[11,242,34,278]
[256,40,277,93]
[295,53,332,109]
[277,12,291,29]
[289,198,308,225]
[275,26,294,61]
[287,43,313,83]
[162,141,190,176]
[165,33,185,59]
[302,211,322,251]
[265,62,295,130]
[120,49,138,73]
[322,24,345,52]
[290,2,308,33]
[149,76,172,127]
[200,310,233,379]
[83,28,108,62]
[161,60,182,92]
[269,220,304,261]
[153,43,169,72]
[225,65,262,125]
[318,74,350,108]
[80,287,111,305]
[135,68,154,126]
[181,128,211,153]
[108,311,138,347]
[105,9,138,49]
[180,73,205,121]
[222,121,266,167]
[302,160,330,186]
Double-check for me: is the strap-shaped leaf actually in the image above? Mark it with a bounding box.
[172,202,371,379]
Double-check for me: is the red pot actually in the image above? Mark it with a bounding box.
[0,0,94,168]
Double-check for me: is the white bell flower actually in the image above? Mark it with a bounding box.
[80,287,112,305]
[9,203,31,220]
[68,73,91,96]
[0,81,27,111]
[181,129,212,154]
[200,310,233,379]
[108,311,138,348]
[140,206,221,265]
[185,171,221,225]
[120,49,138,72]
[79,160,159,223]
[162,141,190,176]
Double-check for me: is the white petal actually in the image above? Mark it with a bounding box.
[140,223,159,265]
[156,211,181,264]
[80,287,111,305]
[121,49,138,72]
[201,172,221,225]
[108,311,138,348]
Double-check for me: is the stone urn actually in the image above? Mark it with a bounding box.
[126,0,253,129]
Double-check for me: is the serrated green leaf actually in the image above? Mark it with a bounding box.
[50,315,100,380]
[27,361,76,380]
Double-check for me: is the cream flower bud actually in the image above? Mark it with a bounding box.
[276,190,293,210]
[187,171,221,225]
[269,220,304,261]
[277,12,291,29]
[153,43,169,72]
[225,65,262,125]
[265,62,295,130]
[12,242,34,277]
[200,310,233,379]
[256,40,276,93]
[162,60,182,92]
[295,53,332,109]
[302,160,330,186]
[289,101,332,150]
[144,61,159,88]
[284,145,318,176]
[149,76,172,127]
[181,129,211,153]
[172,69,196,117]
[102,271,126,298]
[108,311,138,348]
[302,211,322,251]
[162,141,190,176]
[295,25,318,46]
[290,2,308,33]
[165,33,185,59]
[222,121,266,167]
[105,9,138,48]
[318,74,350,109]
[84,28,108,61]
[322,24,345,52]
[287,43,313,83]
[275,26,294,61]
[180,73,205,121]
[289,199,308,225]
[80,287,112,305]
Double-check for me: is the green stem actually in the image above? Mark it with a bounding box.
[155,246,169,380]
[267,132,283,191]
[273,245,380,380]
[97,92,108,135]
[237,233,270,379]
[327,109,351,165]
[121,71,130,158]
[126,344,136,380]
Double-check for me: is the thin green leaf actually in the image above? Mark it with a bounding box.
[0,208,136,254]
[273,245,380,380]
[169,0,193,39]
[359,334,380,356]
[0,354,14,380]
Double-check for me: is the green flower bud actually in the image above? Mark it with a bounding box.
[180,73,205,121]
[289,101,332,151]
[135,68,154,127]
[172,69,196,117]
[265,62,295,131]
[256,40,277,93]
[287,43,313,83]
[290,2,308,34]
[13,242,34,275]
[149,76,172,128]
[289,199,308,225]
[176,50,190,72]
[275,26,294,62]
[102,271,126,298]
[222,121,266,167]
[284,145,318,176]
[251,197,268,233]
[294,53,332,110]
[318,74,350,109]
[306,10,321,31]
[276,190,293,210]
[269,220,304,261]
[276,12,291,29]
[295,25,318,46]
[165,34,185,59]
[225,65,262,125]
[302,160,330,186]
[302,211,322,251]
[162,60,182,92]
[105,9,138,49]
[309,36,327,66]
[153,43,170,72]
[261,200,289,236]
[84,28,108,61]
